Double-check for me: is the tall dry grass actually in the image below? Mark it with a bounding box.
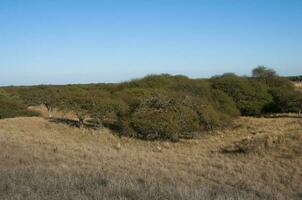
[0,116,301,199]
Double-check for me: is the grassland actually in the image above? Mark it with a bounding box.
[0,115,301,200]
[294,82,302,91]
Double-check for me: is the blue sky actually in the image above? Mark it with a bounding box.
[0,0,301,86]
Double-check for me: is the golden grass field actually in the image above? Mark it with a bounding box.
[0,114,301,200]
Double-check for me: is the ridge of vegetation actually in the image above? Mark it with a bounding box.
[1,66,302,141]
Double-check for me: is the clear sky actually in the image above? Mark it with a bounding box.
[0,0,301,86]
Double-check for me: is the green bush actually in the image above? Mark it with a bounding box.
[57,90,93,127]
[128,91,201,141]
[268,86,302,113]
[116,87,240,141]
[4,85,63,118]
[256,76,302,114]
[265,76,294,89]
[91,96,129,129]
[0,74,241,141]
[211,89,240,118]
[210,74,272,116]
[0,90,39,119]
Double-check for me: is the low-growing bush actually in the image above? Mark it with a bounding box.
[5,69,300,141]
[91,96,129,129]
[115,87,239,141]
[268,86,302,113]
[210,74,272,116]
[13,75,238,141]
[0,90,39,119]
[128,91,200,141]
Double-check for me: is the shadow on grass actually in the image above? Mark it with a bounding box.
[48,118,101,129]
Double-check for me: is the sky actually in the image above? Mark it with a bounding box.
[0,0,301,86]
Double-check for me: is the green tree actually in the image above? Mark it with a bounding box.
[252,66,277,79]
[58,90,93,128]
[13,86,60,118]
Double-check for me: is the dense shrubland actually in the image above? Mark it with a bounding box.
[0,89,39,119]
[210,73,272,116]
[2,67,302,141]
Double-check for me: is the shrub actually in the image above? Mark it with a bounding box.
[265,76,294,89]
[0,90,39,119]
[211,90,240,117]
[57,90,93,127]
[258,76,302,114]
[1,74,241,141]
[4,86,62,118]
[211,74,272,116]
[117,87,240,141]
[128,91,201,141]
[268,86,302,113]
[91,97,129,129]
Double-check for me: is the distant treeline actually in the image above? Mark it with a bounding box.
[285,75,302,82]
[1,66,302,141]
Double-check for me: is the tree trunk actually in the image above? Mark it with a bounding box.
[78,117,84,128]
[44,104,53,118]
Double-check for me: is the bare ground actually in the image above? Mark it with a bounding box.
[0,116,301,200]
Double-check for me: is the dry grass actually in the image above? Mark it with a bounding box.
[28,105,76,119]
[0,116,301,199]
[294,82,302,91]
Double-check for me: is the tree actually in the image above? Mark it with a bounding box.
[38,87,60,118]
[252,66,277,79]
[58,92,93,128]
[14,86,60,118]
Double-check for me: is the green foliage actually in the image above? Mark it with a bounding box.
[0,74,241,140]
[288,93,302,113]
[265,76,294,89]
[4,86,62,118]
[91,96,129,129]
[117,87,240,141]
[210,89,241,120]
[128,91,201,141]
[250,67,301,114]
[58,90,93,127]
[5,69,301,141]
[210,74,272,116]
[268,86,302,113]
[0,90,39,119]
[252,66,277,78]
[260,76,301,113]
